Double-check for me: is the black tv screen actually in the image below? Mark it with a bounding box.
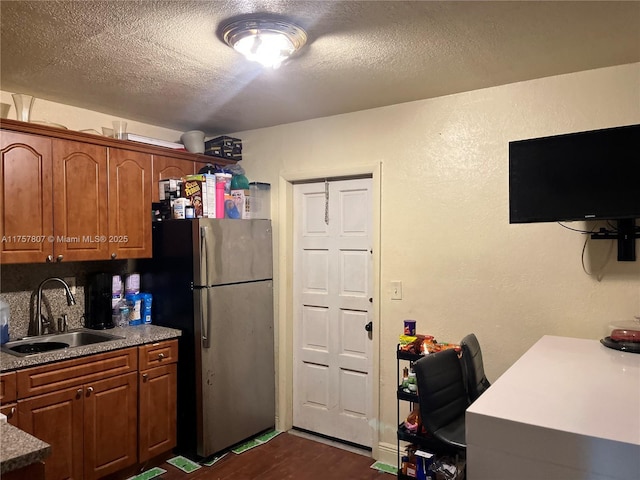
[509,124,640,223]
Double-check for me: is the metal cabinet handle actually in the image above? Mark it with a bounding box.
[7,407,16,418]
[142,373,148,381]
[46,255,53,263]
[56,254,63,262]
[111,253,117,259]
[158,353,165,360]
[86,386,94,395]
[77,388,83,398]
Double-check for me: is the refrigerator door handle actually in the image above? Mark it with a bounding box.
[200,226,211,348]
[201,289,210,348]
[200,225,210,286]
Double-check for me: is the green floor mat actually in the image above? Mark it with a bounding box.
[166,455,202,473]
[201,452,229,467]
[126,466,166,480]
[370,461,398,475]
[231,429,283,454]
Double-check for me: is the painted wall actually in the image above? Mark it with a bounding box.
[0,90,185,141]
[233,63,640,460]
[2,63,639,462]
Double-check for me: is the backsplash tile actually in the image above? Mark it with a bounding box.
[0,260,134,340]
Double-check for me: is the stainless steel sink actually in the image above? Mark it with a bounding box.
[1,329,125,357]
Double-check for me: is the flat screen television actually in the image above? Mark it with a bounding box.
[509,124,640,224]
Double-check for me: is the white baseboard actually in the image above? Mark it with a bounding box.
[377,441,399,466]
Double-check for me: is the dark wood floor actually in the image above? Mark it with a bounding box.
[152,432,393,480]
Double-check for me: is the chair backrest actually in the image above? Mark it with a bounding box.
[413,349,469,436]
[460,333,491,402]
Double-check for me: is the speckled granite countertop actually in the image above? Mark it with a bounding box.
[0,324,181,372]
[0,324,181,474]
[0,422,51,474]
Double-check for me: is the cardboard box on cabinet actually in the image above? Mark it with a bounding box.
[182,174,216,218]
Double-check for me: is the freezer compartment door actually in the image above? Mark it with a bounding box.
[197,280,275,457]
[196,219,273,286]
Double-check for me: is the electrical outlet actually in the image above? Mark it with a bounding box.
[391,281,402,300]
[64,277,76,295]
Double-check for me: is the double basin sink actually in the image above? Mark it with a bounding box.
[1,329,124,357]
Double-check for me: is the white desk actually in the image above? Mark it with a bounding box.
[466,335,640,480]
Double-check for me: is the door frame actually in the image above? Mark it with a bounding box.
[277,163,382,458]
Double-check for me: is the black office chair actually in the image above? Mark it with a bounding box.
[413,348,468,454]
[460,333,491,403]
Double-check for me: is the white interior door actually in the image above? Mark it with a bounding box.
[293,177,373,448]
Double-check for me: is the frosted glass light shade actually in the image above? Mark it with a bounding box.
[222,19,307,69]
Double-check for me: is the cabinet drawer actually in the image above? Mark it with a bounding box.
[138,339,178,370]
[1,372,17,404]
[17,347,138,399]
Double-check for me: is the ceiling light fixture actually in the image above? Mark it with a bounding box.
[222,18,307,69]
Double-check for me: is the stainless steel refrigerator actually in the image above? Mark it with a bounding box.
[141,219,275,459]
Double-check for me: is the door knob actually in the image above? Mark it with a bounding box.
[365,321,373,332]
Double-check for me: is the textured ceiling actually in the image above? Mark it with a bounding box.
[1,1,639,134]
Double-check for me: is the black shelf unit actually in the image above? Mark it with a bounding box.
[396,345,467,480]
[396,346,424,478]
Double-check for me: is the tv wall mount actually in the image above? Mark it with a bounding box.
[590,219,640,262]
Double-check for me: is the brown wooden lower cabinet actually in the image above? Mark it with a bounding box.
[17,373,137,480]
[18,386,84,480]
[84,372,138,480]
[138,363,177,462]
[2,461,45,480]
[9,341,178,480]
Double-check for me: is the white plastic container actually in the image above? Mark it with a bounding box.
[125,273,140,295]
[249,182,271,219]
[0,299,10,345]
[173,198,188,219]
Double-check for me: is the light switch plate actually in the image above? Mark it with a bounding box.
[391,281,402,300]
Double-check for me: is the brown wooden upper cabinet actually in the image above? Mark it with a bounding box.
[0,130,54,263]
[151,155,195,202]
[1,120,234,264]
[53,139,110,261]
[109,148,152,260]
[0,131,151,263]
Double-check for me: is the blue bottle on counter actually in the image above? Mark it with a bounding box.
[125,293,142,326]
[141,293,152,324]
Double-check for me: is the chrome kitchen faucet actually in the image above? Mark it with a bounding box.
[30,277,76,336]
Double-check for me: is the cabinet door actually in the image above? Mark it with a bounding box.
[0,371,16,404]
[152,155,194,201]
[52,139,109,261]
[138,364,177,462]
[83,372,137,480]
[108,148,152,259]
[0,131,54,264]
[18,386,84,480]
